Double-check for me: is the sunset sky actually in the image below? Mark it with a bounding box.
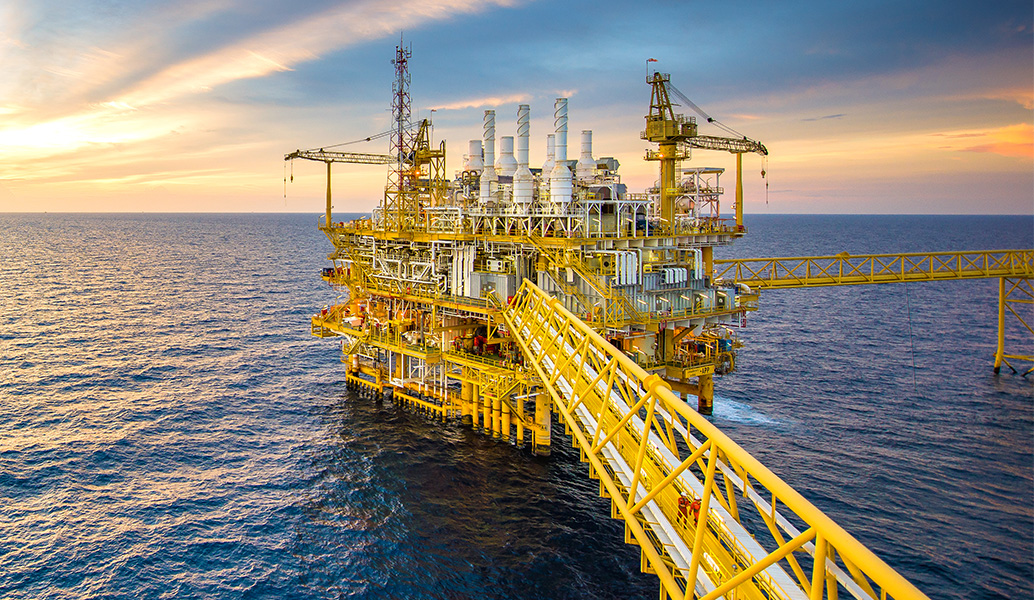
[1,0,1031,214]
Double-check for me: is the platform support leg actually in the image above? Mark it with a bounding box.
[461,378,473,425]
[491,394,502,438]
[501,401,511,443]
[697,374,714,415]
[482,392,492,435]
[533,390,551,456]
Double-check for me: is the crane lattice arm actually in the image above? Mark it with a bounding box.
[284,149,395,164]
[643,72,767,232]
[687,134,768,156]
[284,149,396,228]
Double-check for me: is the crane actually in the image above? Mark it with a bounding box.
[643,72,768,236]
[284,149,395,227]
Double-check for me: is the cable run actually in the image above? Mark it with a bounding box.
[305,121,422,152]
[667,82,755,141]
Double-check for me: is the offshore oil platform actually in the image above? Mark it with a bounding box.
[295,45,768,447]
[289,42,1032,600]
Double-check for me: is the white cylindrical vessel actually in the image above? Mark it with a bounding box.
[481,110,497,205]
[498,136,517,177]
[550,98,572,209]
[513,104,534,207]
[542,134,555,174]
[577,130,595,181]
[466,140,483,171]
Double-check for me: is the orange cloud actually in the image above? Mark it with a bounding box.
[939,124,1034,159]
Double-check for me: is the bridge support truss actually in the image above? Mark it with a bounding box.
[995,277,1033,376]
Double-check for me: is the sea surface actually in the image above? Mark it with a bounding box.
[0,213,1031,599]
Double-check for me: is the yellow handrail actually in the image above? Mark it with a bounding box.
[715,249,1034,289]
[501,279,929,600]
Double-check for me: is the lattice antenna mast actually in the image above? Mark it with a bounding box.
[382,37,416,230]
[391,39,413,165]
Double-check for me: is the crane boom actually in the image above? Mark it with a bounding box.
[643,72,767,235]
[687,134,768,156]
[284,149,395,164]
[284,149,396,227]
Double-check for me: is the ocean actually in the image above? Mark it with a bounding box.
[0,213,1030,599]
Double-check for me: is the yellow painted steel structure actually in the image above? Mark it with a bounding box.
[715,251,1034,375]
[713,250,1033,289]
[994,277,1034,376]
[286,44,974,600]
[501,279,928,600]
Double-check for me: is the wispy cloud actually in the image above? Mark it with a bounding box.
[801,113,845,122]
[1,0,525,160]
[952,123,1033,159]
[431,94,530,111]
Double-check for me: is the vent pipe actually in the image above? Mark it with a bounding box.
[513,104,533,206]
[466,140,483,171]
[498,136,517,177]
[577,130,595,181]
[549,98,572,207]
[542,134,555,177]
[481,110,496,205]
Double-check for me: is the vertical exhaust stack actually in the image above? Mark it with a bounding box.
[466,140,483,171]
[577,130,595,182]
[541,134,556,196]
[513,104,533,207]
[466,139,483,199]
[498,136,517,177]
[549,98,572,209]
[541,134,558,182]
[481,110,497,205]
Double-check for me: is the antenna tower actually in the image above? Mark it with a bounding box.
[383,37,416,230]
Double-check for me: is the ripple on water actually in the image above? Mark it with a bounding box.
[0,213,1030,600]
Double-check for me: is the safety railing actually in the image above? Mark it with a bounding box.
[500,279,928,600]
[715,250,1034,290]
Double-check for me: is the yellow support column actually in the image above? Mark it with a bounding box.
[702,247,713,282]
[501,401,512,444]
[461,378,473,425]
[697,373,714,415]
[491,395,502,439]
[325,161,332,225]
[534,390,551,456]
[482,392,492,435]
[471,382,480,429]
[515,414,524,448]
[735,152,744,230]
[995,277,1005,374]
[659,142,678,233]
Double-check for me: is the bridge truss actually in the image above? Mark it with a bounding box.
[501,280,927,600]
[715,250,1033,376]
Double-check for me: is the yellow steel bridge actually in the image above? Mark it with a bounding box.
[501,279,927,600]
[715,250,1034,375]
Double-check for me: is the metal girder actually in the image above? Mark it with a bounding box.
[501,278,928,600]
[995,276,1034,376]
[284,149,395,164]
[715,250,1034,289]
[686,135,768,156]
